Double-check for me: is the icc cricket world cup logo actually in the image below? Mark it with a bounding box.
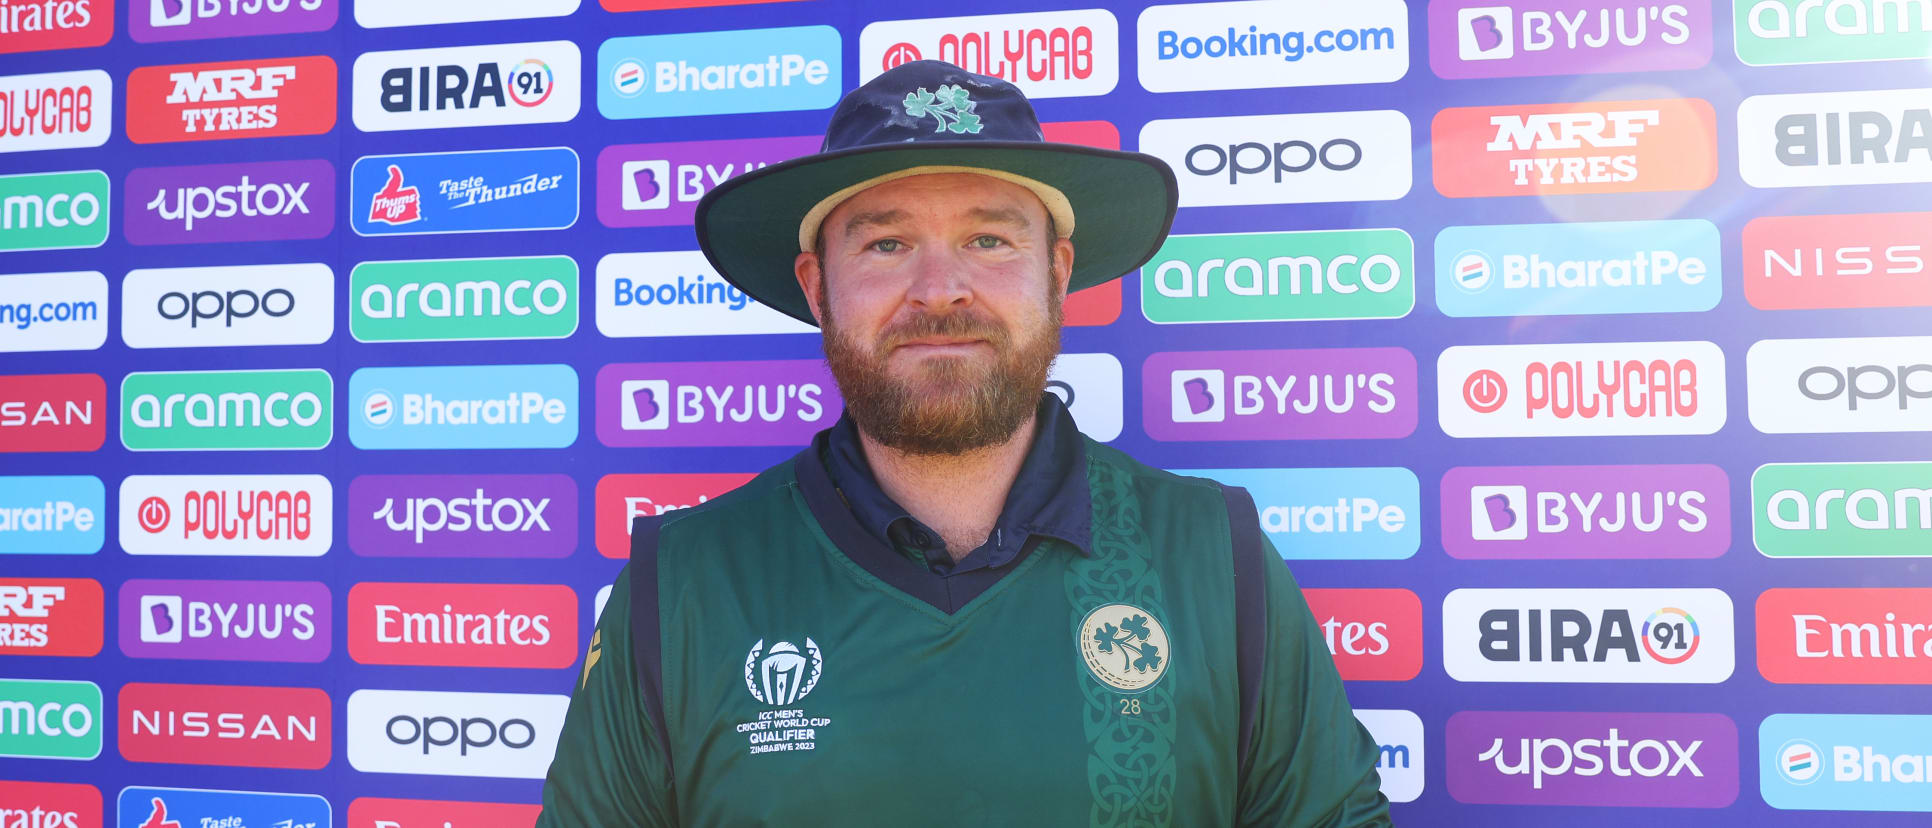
[745,638,824,706]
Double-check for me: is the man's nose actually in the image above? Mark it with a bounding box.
[904,248,974,312]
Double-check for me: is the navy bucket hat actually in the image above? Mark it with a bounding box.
[694,59,1179,327]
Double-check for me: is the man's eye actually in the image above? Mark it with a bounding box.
[870,239,903,252]
[970,235,1006,248]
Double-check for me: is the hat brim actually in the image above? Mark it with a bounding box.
[695,141,1178,327]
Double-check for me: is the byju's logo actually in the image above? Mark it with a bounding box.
[1434,97,1718,196]
[0,577,103,657]
[0,781,97,828]
[121,263,334,349]
[349,474,578,559]
[1445,464,1727,560]
[1736,0,1932,66]
[1761,714,1932,812]
[1303,588,1423,681]
[861,10,1119,98]
[1746,336,1931,434]
[351,257,578,343]
[133,0,338,42]
[125,160,334,245]
[119,579,330,662]
[595,136,818,228]
[1448,711,1738,807]
[1141,229,1414,324]
[1754,462,1932,559]
[0,373,106,453]
[0,678,102,760]
[353,41,581,131]
[121,369,333,451]
[1757,588,1932,684]
[347,689,568,779]
[593,472,755,558]
[351,148,578,236]
[119,682,330,769]
[0,70,112,152]
[596,250,815,339]
[0,475,103,555]
[117,474,331,557]
[126,56,336,143]
[1140,111,1412,207]
[356,0,578,28]
[349,582,577,668]
[1443,588,1736,683]
[1431,1,1711,79]
[118,787,329,828]
[596,360,839,448]
[1354,709,1425,803]
[0,0,110,53]
[1138,0,1406,93]
[349,364,578,450]
[1436,219,1719,317]
[1177,467,1419,560]
[1437,340,1726,438]
[0,169,110,252]
[1745,212,1931,311]
[0,270,108,353]
[598,27,840,119]
[1740,88,1932,188]
[1143,348,1417,441]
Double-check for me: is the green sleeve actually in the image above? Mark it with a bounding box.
[1235,536,1393,827]
[537,564,678,827]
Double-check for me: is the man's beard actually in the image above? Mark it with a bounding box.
[821,280,1062,456]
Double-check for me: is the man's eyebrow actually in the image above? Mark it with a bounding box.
[841,209,910,238]
[966,206,1030,229]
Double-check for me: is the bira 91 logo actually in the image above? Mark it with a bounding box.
[118,787,329,828]
[351,257,578,343]
[132,0,338,42]
[0,781,99,828]
[0,169,110,252]
[1140,111,1413,207]
[594,473,755,558]
[126,56,335,143]
[0,475,103,555]
[1443,588,1736,683]
[349,474,577,559]
[1303,588,1423,680]
[0,373,105,453]
[1433,97,1718,197]
[1142,348,1418,441]
[1736,0,1932,66]
[1745,212,1932,310]
[349,364,577,450]
[596,250,816,339]
[0,0,112,53]
[1740,88,1932,188]
[0,69,111,152]
[1760,713,1932,812]
[357,0,577,28]
[347,689,569,779]
[1437,340,1726,438]
[119,682,330,769]
[596,360,840,448]
[860,9,1119,98]
[0,270,108,354]
[595,135,818,229]
[1176,467,1418,560]
[121,263,335,349]
[351,148,579,236]
[1442,464,1729,560]
[353,40,581,131]
[121,369,333,451]
[1137,0,1407,93]
[1429,0,1712,79]
[1436,219,1720,317]
[1754,461,1932,559]
[0,678,102,760]
[349,582,577,669]
[1758,588,1932,684]
[1746,336,1931,434]
[0,577,103,657]
[1141,229,1414,324]
[118,578,330,662]
[1448,711,1738,807]
[117,474,331,557]
[598,26,840,119]
[347,798,541,828]
[125,159,334,245]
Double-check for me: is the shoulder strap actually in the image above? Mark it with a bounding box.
[628,514,675,773]
[1219,484,1267,772]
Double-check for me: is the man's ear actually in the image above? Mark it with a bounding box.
[794,250,826,325]
[1052,236,1075,297]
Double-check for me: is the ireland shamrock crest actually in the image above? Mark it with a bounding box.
[902,84,983,134]
[1077,603,1172,692]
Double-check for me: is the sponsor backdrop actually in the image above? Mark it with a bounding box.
[1,0,1927,825]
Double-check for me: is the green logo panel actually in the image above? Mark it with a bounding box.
[1734,1,1932,65]
[1140,229,1414,324]
[121,369,334,451]
[0,679,103,760]
[351,256,580,343]
[0,170,110,252]
[1753,462,1932,558]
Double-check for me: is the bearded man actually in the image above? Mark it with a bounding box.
[538,60,1392,827]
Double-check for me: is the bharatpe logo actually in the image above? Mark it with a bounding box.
[348,582,577,669]
[1176,467,1419,560]
[116,474,331,557]
[357,0,578,27]
[597,250,815,338]
[595,136,818,228]
[346,799,542,828]
[1140,111,1413,207]
[126,55,337,143]
[1139,0,1406,92]
[1736,0,1932,65]
[0,0,111,53]
[1141,229,1414,324]
[1442,588,1736,683]
[353,40,581,131]
[121,263,335,349]
[859,9,1119,99]
[349,473,578,559]
[1744,212,1932,311]
[121,369,333,451]
[1437,340,1727,438]
[0,373,105,454]
[1304,588,1424,681]
[1443,464,1728,560]
[0,270,108,353]
[1429,1,1711,79]
[1433,97,1718,197]
[1143,348,1417,441]
[0,577,104,657]
[0,678,102,760]
[1754,462,1932,558]
[133,0,338,42]
[598,26,840,119]
[1355,709,1425,803]
[347,689,568,779]
[1761,714,1932,812]
[1448,711,1738,807]
[0,69,112,152]
[349,364,578,450]
[1746,336,1931,434]
[125,159,334,245]
[597,360,840,448]
[1739,88,1932,188]
[0,475,103,555]
[351,256,578,343]
[119,682,330,769]
[0,169,110,252]
[1757,588,1932,684]
[351,147,579,236]
[593,472,755,558]
[1436,219,1720,317]
[118,579,330,662]
[117,787,329,828]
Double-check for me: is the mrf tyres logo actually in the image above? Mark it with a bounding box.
[1437,340,1726,438]
[353,40,581,131]
[860,9,1119,98]
[1141,229,1414,324]
[125,159,334,245]
[351,147,578,236]
[127,55,336,143]
[1433,97,1718,197]
[351,256,577,343]
[0,169,109,252]
[1448,711,1739,807]
[119,682,330,769]
[348,689,568,779]
[1436,219,1721,318]
[1757,588,1932,685]
[133,0,338,42]
[121,369,332,451]
[1430,1,1711,79]
[1746,335,1931,434]
[1760,713,1932,812]
[350,364,577,450]
[0,678,102,760]
[1138,0,1407,92]
[1443,463,1729,560]
[1143,347,1417,441]
[1443,588,1736,683]
[1754,462,1932,559]
[0,577,103,657]
[1736,0,1932,66]
[1739,87,1932,188]
[0,69,111,153]
[1140,110,1412,207]
[349,474,578,559]
[348,582,578,669]
[119,579,330,663]
[598,26,840,119]
[117,474,331,557]
[596,360,840,448]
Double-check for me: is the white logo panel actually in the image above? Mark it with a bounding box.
[1136,0,1409,92]
[347,689,568,779]
[1048,352,1123,442]
[1437,341,1727,438]
[595,251,814,338]
[1139,111,1413,207]
[1442,588,1736,684]
[122,264,334,349]
[0,271,107,353]
[1354,708,1424,803]
[1747,336,1932,434]
[0,70,112,153]
[1740,88,1932,188]
[352,41,582,132]
[858,9,1120,99]
[355,0,581,28]
[118,474,333,557]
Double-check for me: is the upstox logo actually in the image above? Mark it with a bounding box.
[350,364,577,450]
[1436,220,1720,317]
[0,169,109,252]
[1140,111,1413,207]
[1141,229,1413,324]
[598,26,840,119]
[1739,88,1932,188]
[1736,0,1932,65]
[1761,714,1932,812]
[1443,588,1736,683]
[352,257,578,343]
[1138,0,1406,92]
[353,41,582,132]
[1177,467,1418,560]
[1754,462,1932,558]
[0,678,102,760]
[121,369,333,451]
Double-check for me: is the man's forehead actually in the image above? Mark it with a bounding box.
[827,173,1046,231]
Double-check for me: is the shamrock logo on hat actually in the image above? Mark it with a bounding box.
[902,84,983,135]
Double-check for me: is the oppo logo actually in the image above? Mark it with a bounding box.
[1140,111,1413,207]
[157,287,294,327]
[1183,138,1361,182]
[1796,363,1930,410]
[1748,336,1932,433]
[348,689,568,778]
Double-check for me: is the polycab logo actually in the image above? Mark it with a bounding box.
[594,473,754,558]
[349,474,577,559]
[351,148,579,236]
[119,682,330,769]
[121,369,332,451]
[1754,462,1932,559]
[349,364,577,450]
[1448,711,1738,807]
[1758,588,1932,684]
[347,689,568,779]
[1761,713,1932,812]
[0,373,105,453]
[0,271,107,354]
[0,70,111,152]
[127,56,336,143]
[117,474,331,557]
[1434,97,1717,197]
[1436,219,1720,317]
[1303,588,1423,681]
[349,582,578,669]
[595,135,818,229]
[1442,464,1729,560]
[1140,111,1413,207]
[598,26,840,119]
[1046,353,1124,442]
[118,787,329,828]
[347,798,541,828]
[125,160,334,245]
[0,475,103,555]
[1740,88,1932,188]
[0,577,103,657]
[357,0,577,28]
[0,169,110,252]
[132,0,338,42]
[1354,709,1424,803]
[1429,1,1712,79]
[351,257,578,343]
[860,9,1119,99]
[1443,588,1736,683]
[596,250,815,339]
[1437,340,1726,438]
[1736,0,1932,66]
[1138,0,1407,93]
[122,263,334,349]
[0,781,99,828]
[1746,336,1931,434]
[118,579,330,662]
[0,678,102,760]
[1141,229,1414,324]
[1745,212,1932,310]
[1142,348,1418,441]
[1177,467,1418,560]
[597,360,840,448]
[353,41,581,132]
[0,0,111,53]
